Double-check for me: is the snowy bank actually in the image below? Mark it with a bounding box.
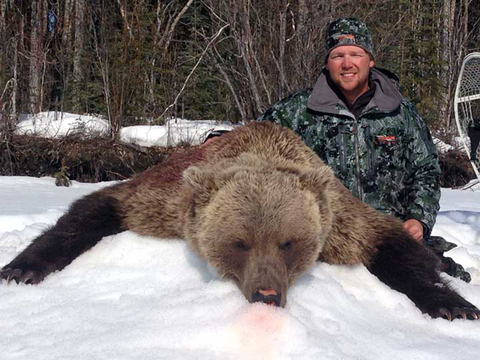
[0,177,479,360]
[15,112,235,147]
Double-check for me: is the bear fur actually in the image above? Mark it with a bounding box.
[1,122,479,320]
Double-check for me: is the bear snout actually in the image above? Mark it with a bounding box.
[241,256,288,308]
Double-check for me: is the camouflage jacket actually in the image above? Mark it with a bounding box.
[258,68,441,235]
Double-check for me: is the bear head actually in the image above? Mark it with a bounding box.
[182,154,334,307]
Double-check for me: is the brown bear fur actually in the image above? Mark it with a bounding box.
[1,121,479,320]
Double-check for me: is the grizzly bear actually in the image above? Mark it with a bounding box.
[1,122,479,321]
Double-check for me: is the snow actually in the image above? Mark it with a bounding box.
[1,177,480,359]
[433,137,455,154]
[121,118,235,147]
[16,112,235,147]
[15,112,111,139]
[2,113,480,359]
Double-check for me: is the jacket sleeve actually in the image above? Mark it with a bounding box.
[256,90,312,130]
[402,102,441,235]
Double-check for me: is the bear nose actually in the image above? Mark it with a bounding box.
[252,288,281,307]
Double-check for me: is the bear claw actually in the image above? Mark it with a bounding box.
[438,307,452,321]
[1,265,47,285]
[21,271,36,285]
[0,268,39,285]
[437,307,480,321]
[2,268,22,284]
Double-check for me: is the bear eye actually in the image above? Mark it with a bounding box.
[279,241,293,251]
[234,241,250,251]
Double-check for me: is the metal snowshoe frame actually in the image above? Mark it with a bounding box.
[454,52,480,181]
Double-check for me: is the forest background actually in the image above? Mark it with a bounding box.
[0,0,479,184]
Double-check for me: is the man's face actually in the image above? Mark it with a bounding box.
[325,45,374,102]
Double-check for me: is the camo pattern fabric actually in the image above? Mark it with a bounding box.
[257,89,441,235]
[324,17,375,60]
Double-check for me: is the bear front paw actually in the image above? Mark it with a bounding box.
[435,306,480,321]
[0,267,47,285]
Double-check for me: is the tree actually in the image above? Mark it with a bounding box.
[1,0,479,133]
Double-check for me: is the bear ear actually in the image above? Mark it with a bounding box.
[183,166,219,206]
[298,167,334,194]
[274,164,334,194]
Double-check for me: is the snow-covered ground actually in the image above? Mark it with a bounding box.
[1,112,480,359]
[15,112,111,139]
[15,112,235,147]
[0,177,479,360]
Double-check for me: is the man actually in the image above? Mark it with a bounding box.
[257,17,470,281]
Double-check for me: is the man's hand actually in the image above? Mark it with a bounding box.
[403,219,424,242]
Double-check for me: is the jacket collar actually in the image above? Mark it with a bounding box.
[307,68,404,116]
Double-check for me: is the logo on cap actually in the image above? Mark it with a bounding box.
[337,34,355,41]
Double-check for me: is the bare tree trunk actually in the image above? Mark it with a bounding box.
[0,0,6,34]
[12,34,18,117]
[29,0,46,113]
[296,0,309,87]
[211,49,247,122]
[0,0,8,94]
[91,11,115,138]
[276,0,288,96]
[158,0,194,53]
[116,0,134,40]
[440,0,456,131]
[95,45,114,137]
[237,0,264,115]
[57,0,75,113]
[11,3,23,117]
[63,0,75,45]
[73,0,87,85]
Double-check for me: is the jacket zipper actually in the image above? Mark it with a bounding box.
[338,125,348,177]
[352,119,363,200]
